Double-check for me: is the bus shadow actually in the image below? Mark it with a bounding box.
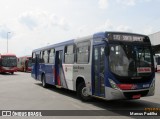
[87,98,160,109]
[0,72,19,76]
[35,83,160,116]
[17,71,31,73]
[35,83,78,99]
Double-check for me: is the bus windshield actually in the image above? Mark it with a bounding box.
[1,56,17,67]
[109,44,153,77]
[28,60,32,67]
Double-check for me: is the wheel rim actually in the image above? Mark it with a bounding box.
[42,78,45,86]
[82,87,88,97]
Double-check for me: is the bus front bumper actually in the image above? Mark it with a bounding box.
[105,86,155,100]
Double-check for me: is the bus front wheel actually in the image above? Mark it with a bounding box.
[77,82,91,101]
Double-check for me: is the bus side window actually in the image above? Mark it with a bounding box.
[43,50,49,63]
[32,53,36,63]
[64,45,74,64]
[76,41,90,64]
[40,51,43,63]
[48,50,50,63]
[49,49,55,64]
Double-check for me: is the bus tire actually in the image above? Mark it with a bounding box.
[42,75,48,88]
[11,72,14,75]
[77,82,91,101]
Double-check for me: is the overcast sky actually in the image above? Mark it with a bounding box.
[0,0,160,56]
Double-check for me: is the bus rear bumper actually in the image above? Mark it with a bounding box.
[0,70,17,72]
[0,67,18,73]
[27,68,32,72]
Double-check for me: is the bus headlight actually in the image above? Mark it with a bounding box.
[109,79,119,90]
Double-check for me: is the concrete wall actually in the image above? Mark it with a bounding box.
[149,31,160,45]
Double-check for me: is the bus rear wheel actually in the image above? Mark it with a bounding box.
[77,82,91,101]
[42,75,48,88]
[11,72,14,75]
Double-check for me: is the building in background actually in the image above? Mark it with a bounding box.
[149,31,160,72]
[149,31,160,54]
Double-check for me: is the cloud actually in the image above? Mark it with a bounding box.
[98,0,109,9]
[0,25,13,39]
[96,19,132,32]
[18,10,70,31]
[143,0,152,2]
[116,25,132,32]
[0,10,71,56]
[78,25,87,33]
[19,13,38,30]
[116,0,136,6]
[116,0,152,6]
[104,20,114,30]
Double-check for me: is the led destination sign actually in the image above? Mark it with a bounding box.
[112,34,144,42]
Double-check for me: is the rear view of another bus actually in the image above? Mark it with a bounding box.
[0,53,17,74]
[17,56,32,72]
[26,57,32,72]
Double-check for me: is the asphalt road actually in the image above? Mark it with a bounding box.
[0,72,160,119]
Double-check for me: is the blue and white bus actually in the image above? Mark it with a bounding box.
[31,31,155,101]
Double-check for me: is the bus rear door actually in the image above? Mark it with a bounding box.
[55,51,63,86]
[55,50,67,88]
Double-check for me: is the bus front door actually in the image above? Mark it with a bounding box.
[93,46,105,97]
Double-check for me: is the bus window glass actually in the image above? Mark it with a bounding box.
[1,56,17,67]
[49,49,55,64]
[40,51,43,63]
[158,57,160,64]
[77,41,90,64]
[32,53,36,63]
[65,45,74,64]
[43,50,48,63]
[94,48,98,72]
[28,59,32,67]
[109,44,152,77]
